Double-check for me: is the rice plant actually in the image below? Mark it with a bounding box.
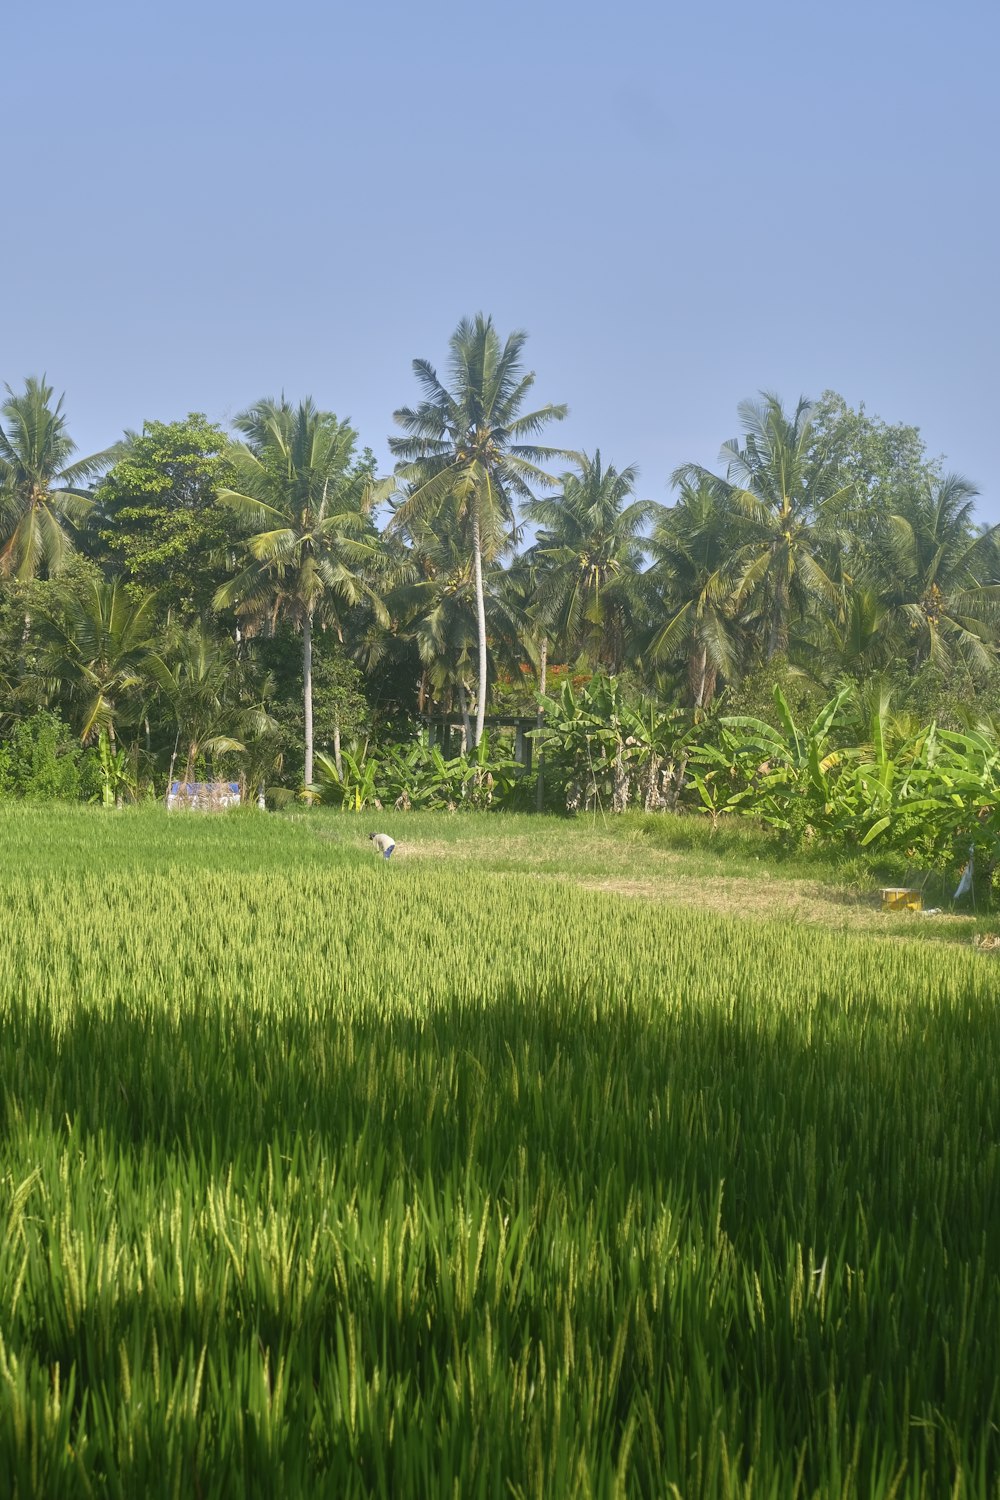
[1,805,998,1497]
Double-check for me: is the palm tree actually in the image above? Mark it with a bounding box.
[40,577,158,743]
[0,377,114,580]
[389,314,567,746]
[213,398,387,788]
[877,474,1000,675]
[389,495,529,749]
[525,452,656,674]
[804,583,895,683]
[645,478,742,708]
[147,623,269,793]
[676,393,855,661]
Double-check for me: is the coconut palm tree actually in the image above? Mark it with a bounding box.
[389,314,567,746]
[876,474,1000,675]
[676,393,855,661]
[40,577,158,743]
[389,495,529,749]
[802,582,895,683]
[525,452,656,674]
[645,478,742,708]
[213,398,387,788]
[147,622,271,793]
[0,377,114,580]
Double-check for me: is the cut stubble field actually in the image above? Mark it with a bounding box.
[1,805,999,1498]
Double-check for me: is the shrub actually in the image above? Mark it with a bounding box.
[0,710,84,800]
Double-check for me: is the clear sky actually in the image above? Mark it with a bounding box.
[6,0,998,516]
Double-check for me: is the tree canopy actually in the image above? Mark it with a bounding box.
[0,333,996,804]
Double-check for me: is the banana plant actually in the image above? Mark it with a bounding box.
[93,729,135,809]
[312,747,381,811]
[700,686,852,833]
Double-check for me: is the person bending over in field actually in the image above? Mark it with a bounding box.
[368,831,396,861]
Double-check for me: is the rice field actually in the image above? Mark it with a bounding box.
[1,805,999,1498]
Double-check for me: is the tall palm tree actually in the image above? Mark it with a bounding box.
[389,495,529,747]
[40,577,158,743]
[0,377,114,580]
[676,393,855,661]
[213,398,387,787]
[525,452,655,674]
[645,478,742,708]
[389,314,567,746]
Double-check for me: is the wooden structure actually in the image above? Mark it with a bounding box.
[421,716,537,770]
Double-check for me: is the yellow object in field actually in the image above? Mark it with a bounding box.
[880,887,922,913]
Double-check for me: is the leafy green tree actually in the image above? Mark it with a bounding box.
[808,391,941,514]
[525,452,655,674]
[0,377,113,580]
[247,622,372,782]
[677,393,855,662]
[92,415,238,618]
[213,398,386,787]
[389,313,567,746]
[40,577,158,743]
[0,710,85,800]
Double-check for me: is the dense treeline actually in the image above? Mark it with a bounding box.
[1,314,997,810]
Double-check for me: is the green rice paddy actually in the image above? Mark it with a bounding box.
[1,806,998,1497]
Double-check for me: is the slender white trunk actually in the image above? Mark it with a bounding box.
[166,737,178,808]
[457,683,471,755]
[535,635,547,813]
[303,608,314,790]
[471,508,487,748]
[696,645,707,709]
[333,718,343,780]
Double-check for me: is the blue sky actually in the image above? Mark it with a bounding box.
[6,0,998,516]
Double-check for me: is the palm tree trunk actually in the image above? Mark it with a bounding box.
[457,683,471,755]
[303,608,314,790]
[690,644,708,709]
[333,718,343,780]
[767,573,788,661]
[471,507,488,748]
[166,732,179,807]
[535,635,547,813]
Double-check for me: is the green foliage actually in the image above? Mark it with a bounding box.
[536,675,701,814]
[808,389,941,509]
[313,730,519,811]
[389,313,568,745]
[0,709,84,798]
[0,376,112,581]
[38,576,159,742]
[214,396,387,787]
[526,451,655,673]
[93,728,137,807]
[92,414,238,617]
